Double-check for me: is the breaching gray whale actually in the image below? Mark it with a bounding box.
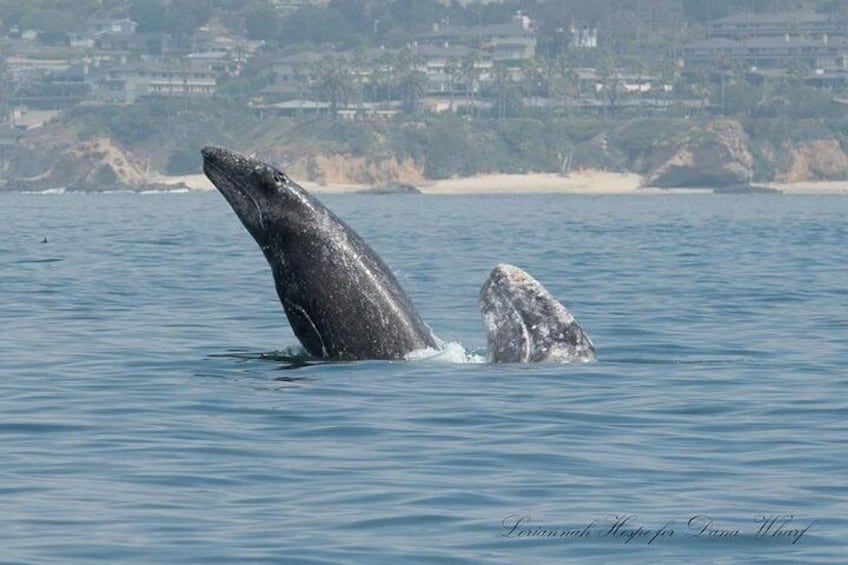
[479,263,596,363]
[201,146,437,360]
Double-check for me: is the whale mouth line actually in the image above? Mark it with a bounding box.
[203,156,267,231]
[243,189,266,231]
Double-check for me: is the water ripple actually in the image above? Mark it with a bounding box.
[0,192,843,563]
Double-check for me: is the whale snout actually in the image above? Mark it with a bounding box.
[201,145,242,170]
[201,145,224,161]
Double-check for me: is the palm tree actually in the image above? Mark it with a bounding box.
[392,47,427,114]
[373,50,397,107]
[292,62,311,116]
[312,56,354,117]
[349,48,369,112]
[491,65,520,119]
[444,55,462,111]
[691,69,711,117]
[652,54,678,114]
[597,49,621,115]
[548,53,579,115]
[521,57,550,116]
[397,68,428,114]
[460,51,481,117]
[0,51,12,122]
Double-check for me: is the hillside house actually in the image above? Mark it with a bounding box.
[92,59,217,104]
[417,11,536,62]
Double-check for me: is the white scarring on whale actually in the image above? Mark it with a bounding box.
[479,263,596,363]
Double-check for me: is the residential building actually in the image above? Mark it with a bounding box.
[684,10,848,72]
[5,56,76,93]
[417,11,536,62]
[92,59,217,104]
[708,11,844,41]
[682,36,848,71]
[255,52,326,104]
[413,44,491,97]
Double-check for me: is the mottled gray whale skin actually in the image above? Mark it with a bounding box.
[201,146,436,360]
[480,263,596,363]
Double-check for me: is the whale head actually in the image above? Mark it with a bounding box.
[201,146,314,250]
[479,263,596,363]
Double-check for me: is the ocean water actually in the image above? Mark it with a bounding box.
[1,191,845,564]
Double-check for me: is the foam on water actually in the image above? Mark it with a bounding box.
[405,340,488,364]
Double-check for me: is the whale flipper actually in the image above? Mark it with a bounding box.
[479,263,595,363]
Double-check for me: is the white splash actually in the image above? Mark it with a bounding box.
[405,340,487,364]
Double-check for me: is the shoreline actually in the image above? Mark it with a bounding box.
[110,171,848,196]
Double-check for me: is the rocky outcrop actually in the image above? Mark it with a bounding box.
[644,120,754,188]
[776,138,848,182]
[3,115,847,192]
[4,137,164,192]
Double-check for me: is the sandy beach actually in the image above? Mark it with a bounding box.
[772,180,848,194]
[152,170,645,194]
[152,171,848,195]
[420,171,644,194]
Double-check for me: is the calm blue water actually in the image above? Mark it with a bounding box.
[1,191,845,563]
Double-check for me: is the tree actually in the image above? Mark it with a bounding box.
[18,7,81,40]
[723,76,761,117]
[312,56,354,117]
[597,49,622,115]
[397,69,427,114]
[522,57,550,117]
[244,1,280,41]
[490,65,521,119]
[370,50,397,106]
[548,54,580,116]
[130,0,166,33]
[348,48,369,111]
[460,51,481,117]
[652,54,679,113]
[394,47,426,114]
[0,51,12,122]
[691,68,712,117]
[381,0,450,33]
[278,5,355,48]
[444,56,462,111]
[164,0,212,38]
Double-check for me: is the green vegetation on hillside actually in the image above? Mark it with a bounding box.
[3,0,848,186]
[52,94,847,184]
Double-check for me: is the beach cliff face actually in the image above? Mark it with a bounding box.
[644,120,754,188]
[268,152,424,186]
[772,138,848,183]
[2,117,847,191]
[3,137,155,192]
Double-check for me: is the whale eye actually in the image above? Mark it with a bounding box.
[254,166,288,195]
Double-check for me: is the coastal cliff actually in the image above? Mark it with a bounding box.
[3,137,179,192]
[643,120,754,188]
[269,152,424,186]
[768,138,848,183]
[2,115,846,191]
